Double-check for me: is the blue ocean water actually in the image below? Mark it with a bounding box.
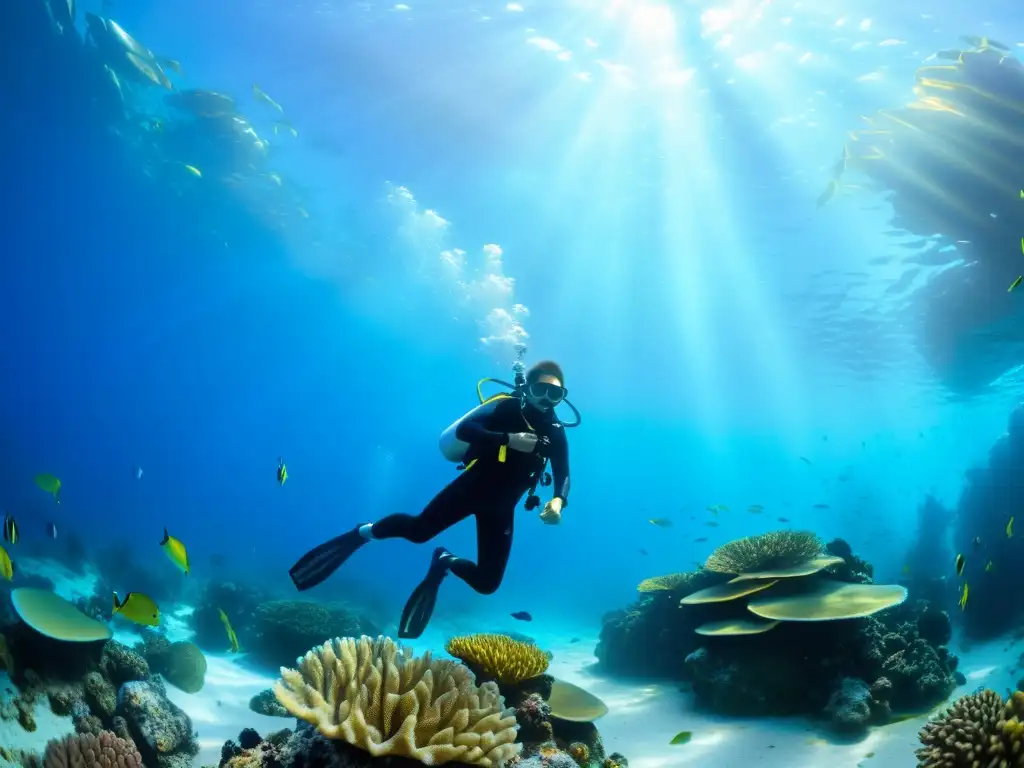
[7,0,1024,765]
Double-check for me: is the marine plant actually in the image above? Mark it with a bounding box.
[703,531,824,575]
[916,688,1024,767]
[273,635,520,766]
[445,633,550,685]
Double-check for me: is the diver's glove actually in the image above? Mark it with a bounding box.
[540,497,563,525]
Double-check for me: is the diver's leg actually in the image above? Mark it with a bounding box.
[369,476,474,544]
[447,503,515,595]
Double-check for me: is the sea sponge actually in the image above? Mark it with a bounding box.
[916,689,1024,767]
[161,641,207,693]
[445,633,550,685]
[704,531,824,575]
[273,635,521,766]
[42,731,143,768]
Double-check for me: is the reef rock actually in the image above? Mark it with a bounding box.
[116,680,198,768]
[248,688,290,718]
[101,640,150,686]
[824,677,876,734]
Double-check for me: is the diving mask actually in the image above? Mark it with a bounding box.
[527,381,567,405]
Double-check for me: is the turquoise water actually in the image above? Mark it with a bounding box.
[5,1,1024,766]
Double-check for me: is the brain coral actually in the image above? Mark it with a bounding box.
[274,635,520,766]
[162,641,207,693]
[42,731,143,768]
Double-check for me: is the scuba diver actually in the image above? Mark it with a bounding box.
[288,357,576,639]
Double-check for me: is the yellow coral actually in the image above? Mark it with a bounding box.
[637,572,699,593]
[445,633,549,685]
[568,742,589,766]
[274,635,520,767]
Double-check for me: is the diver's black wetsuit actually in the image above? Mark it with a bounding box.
[370,396,571,595]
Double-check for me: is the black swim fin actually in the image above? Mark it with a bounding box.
[289,527,368,592]
[398,547,451,639]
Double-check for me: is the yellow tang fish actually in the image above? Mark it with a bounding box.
[1009,276,1022,293]
[277,457,288,486]
[160,527,190,575]
[0,544,13,580]
[958,582,969,611]
[112,592,160,627]
[35,473,61,503]
[985,560,994,572]
[1008,516,1015,538]
[184,164,202,178]
[218,608,240,653]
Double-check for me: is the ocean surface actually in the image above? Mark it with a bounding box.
[5,1,1024,766]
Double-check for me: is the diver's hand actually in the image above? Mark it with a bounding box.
[540,498,563,525]
[508,432,539,453]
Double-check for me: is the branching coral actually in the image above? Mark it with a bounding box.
[704,531,824,574]
[637,572,702,593]
[42,732,143,768]
[916,689,1024,767]
[273,635,520,766]
[445,634,549,685]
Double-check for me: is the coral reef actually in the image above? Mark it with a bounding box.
[247,600,379,670]
[0,597,199,768]
[41,731,143,768]
[953,403,1024,639]
[596,568,729,679]
[916,689,1024,767]
[445,633,550,685]
[600,535,956,729]
[274,635,520,765]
